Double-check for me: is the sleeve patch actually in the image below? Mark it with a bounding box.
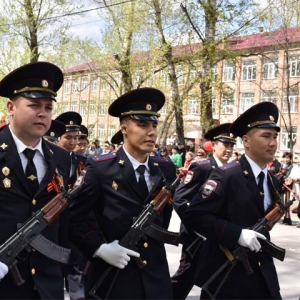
[201,180,217,199]
[184,171,194,184]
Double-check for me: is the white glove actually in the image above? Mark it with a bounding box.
[0,261,8,280]
[96,240,140,269]
[238,229,266,252]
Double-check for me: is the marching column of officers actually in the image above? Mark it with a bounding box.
[0,61,290,300]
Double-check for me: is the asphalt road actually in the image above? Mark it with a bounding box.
[65,211,300,300]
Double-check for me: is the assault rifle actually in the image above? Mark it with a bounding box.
[0,170,86,286]
[202,197,294,300]
[89,175,183,299]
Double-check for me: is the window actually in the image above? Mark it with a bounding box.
[81,77,88,92]
[134,72,143,85]
[70,101,77,111]
[176,67,185,86]
[222,61,235,82]
[283,88,298,113]
[108,125,116,141]
[99,102,107,115]
[211,96,216,115]
[280,127,296,150]
[160,71,170,87]
[91,77,98,92]
[62,104,68,112]
[287,54,300,77]
[160,101,168,115]
[211,65,218,82]
[242,59,256,81]
[262,56,278,79]
[72,78,79,93]
[221,93,234,114]
[100,77,107,91]
[88,124,95,138]
[98,124,105,140]
[187,96,200,115]
[147,75,155,86]
[240,92,254,113]
[261,90,277,104]
[64,80,70,94]
[89,103,96,116]
[80,101,86,116]
[111,73,120,89]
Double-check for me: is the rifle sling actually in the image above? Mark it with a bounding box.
[30,234,71,264]
[146,224,180,246]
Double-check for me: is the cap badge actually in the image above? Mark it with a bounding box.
[70,121,74,125]
[146,104,152,111]
[41,80,48,87]
[50,132,55,137]
[230,133,234,137]
[269,115,274,121]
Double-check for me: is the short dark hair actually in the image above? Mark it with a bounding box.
[282,152,293,159]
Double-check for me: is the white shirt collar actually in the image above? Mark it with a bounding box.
[122,146,149,171]
[9,125,44,156]
[244,154,267,180]
[213,155,224,167]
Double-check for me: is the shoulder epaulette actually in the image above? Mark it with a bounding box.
[195,158,210,165]
[151,156,173,164]
[90,152,116,162]
[75,152,86,158]
[45,140,69,154]
[220,160,240,171]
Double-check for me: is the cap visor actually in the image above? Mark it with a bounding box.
[20,91,56,101]
[129,115,159,122]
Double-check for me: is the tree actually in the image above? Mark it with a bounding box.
[0,0,83,63]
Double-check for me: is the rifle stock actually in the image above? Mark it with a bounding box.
[0,170,86,286]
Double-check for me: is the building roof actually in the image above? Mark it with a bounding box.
[63,26,300,74]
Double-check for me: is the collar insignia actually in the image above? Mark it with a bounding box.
[243,170,249,175]
[118,160,124,165]
[112,181,118,191]
[0,143,8,150]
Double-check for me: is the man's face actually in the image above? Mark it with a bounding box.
[74,139,88,154]
[243,128,278,168]
[58,131,79,152]
[121,118,158,157]
[7,97,52,146]
[212,140,234,164]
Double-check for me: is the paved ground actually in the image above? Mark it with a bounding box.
[65,211,300,299]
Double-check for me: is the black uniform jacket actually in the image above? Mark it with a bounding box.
[69,151,86,186]
[174,156,219,220]
[0,125,71,299]
[69,147,176,299]
[173,156,218,247]
[184,155,281,299]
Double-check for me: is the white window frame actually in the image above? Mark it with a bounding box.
[280,127,296,150]
[81,77,88,92]
[222,61,235,82]
[242,60,256,81]
[221,94,234,114]
[288,55,300,77]
[283,95,298,113]
[89,103,96,116]
[64,80,70,94]
[91,78,98,92]
[99,102,107,115]
[187,97,200,115]
[98,125,105,140]
[72,79,79,93]
[70,101,77,111]
[80,102,86,116]
[240,93,254,113]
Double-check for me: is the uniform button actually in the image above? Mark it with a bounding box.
[32,199,36,205]
[31,268,36,275]
[32,248,36,252]
[142,260,147,265]
[258,262,261,267]
[143,242,148,248]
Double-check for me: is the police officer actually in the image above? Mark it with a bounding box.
[55,111,84,185]
[55,112,88,300]
[74,125,89,157]
[0,62,71,299]
[184,102,281,299]
[172,123,236,299]
[69,87,177,299]
[43,119,66,144]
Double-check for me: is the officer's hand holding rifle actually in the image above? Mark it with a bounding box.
[0,170,86,285]
[89,174,183,299]
[202,189,295,300]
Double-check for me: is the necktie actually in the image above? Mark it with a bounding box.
[258,171,265,202]
[136,165,149,199]
[23,148,39,196]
